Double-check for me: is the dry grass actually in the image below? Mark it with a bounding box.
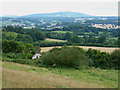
[41,46,61,52]
[2,68,55,88]
[2,62,106,88]
[78,46,118,53]
[45,38,66,42]
[41,46,118,53]
[2,68,103,88]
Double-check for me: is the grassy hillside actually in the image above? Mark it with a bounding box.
[2,62,118,88]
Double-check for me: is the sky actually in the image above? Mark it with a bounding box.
[0,0,119,16]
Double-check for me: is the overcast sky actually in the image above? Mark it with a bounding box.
[1,1,118,16]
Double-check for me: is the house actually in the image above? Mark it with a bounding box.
[32,46,42,59]
[32,53,41,59]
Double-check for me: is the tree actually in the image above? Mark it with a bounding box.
[86,48,111,69]
[65,32,72,40]
[2,40,35,53]
[70,35,80,43]
[97,35,106,43]
[87,35,96,43]
[27,30,46,41]
[16,34,33,43]
[2,40,25,53]
[118,37,120,48]
[111,49,120,69]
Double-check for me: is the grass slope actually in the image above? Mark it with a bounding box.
[2,62,118,88]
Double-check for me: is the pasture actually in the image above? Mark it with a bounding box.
[2,62,118,88]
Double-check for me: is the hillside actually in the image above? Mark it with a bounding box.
[22,12,90,17]
[2,62,118,88]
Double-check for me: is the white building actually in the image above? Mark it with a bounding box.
[32,46,42,59]
[32,53,41,59]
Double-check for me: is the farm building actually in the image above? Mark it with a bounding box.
[32,46,41,59]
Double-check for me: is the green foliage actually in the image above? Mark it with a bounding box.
[3,52,33,59]
[2,40,35,59]
[41,46,90,69]
[2,40,25,53]
[2,40,35,53]
[15,34,33,43]
[3,26,46,42]
[118,37,120,48]
[2,25,119,70]
[26,30,46,41]
[2,25,118,47]
[2,58,42,67]
[86,48,112,69]
[65,32,72,40]
[111,49,120,69]
[46,32,66,40]
[2,32,18,40]
[3,26,25,34]
[97,35,106,43]
[33,41,67,47]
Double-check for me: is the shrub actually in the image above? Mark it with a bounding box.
[2,40,25,53]
[3,52,33,59]
[41,46,90,69]
[2,40,35,54]
[111,49,120,69]
[86,48,111,69]
[11,59,40,66]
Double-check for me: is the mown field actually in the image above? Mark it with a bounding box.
[45,38,67,42]
[2,62,118,88]
[41,46,118,53]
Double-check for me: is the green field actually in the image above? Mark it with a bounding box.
[2,62,118,88]
[78,35,84,37]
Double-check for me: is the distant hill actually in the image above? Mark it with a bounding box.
[22,12,91,17]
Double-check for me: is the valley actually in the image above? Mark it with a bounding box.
[1,10,119,89]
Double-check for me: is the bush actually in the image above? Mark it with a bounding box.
[2,40,35,54]
[3,52,33,59]
[12,59,41,66]
[86,48,111,69]
[111,49,120,69]
[41,46,90,69]
[2,40,25,53]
